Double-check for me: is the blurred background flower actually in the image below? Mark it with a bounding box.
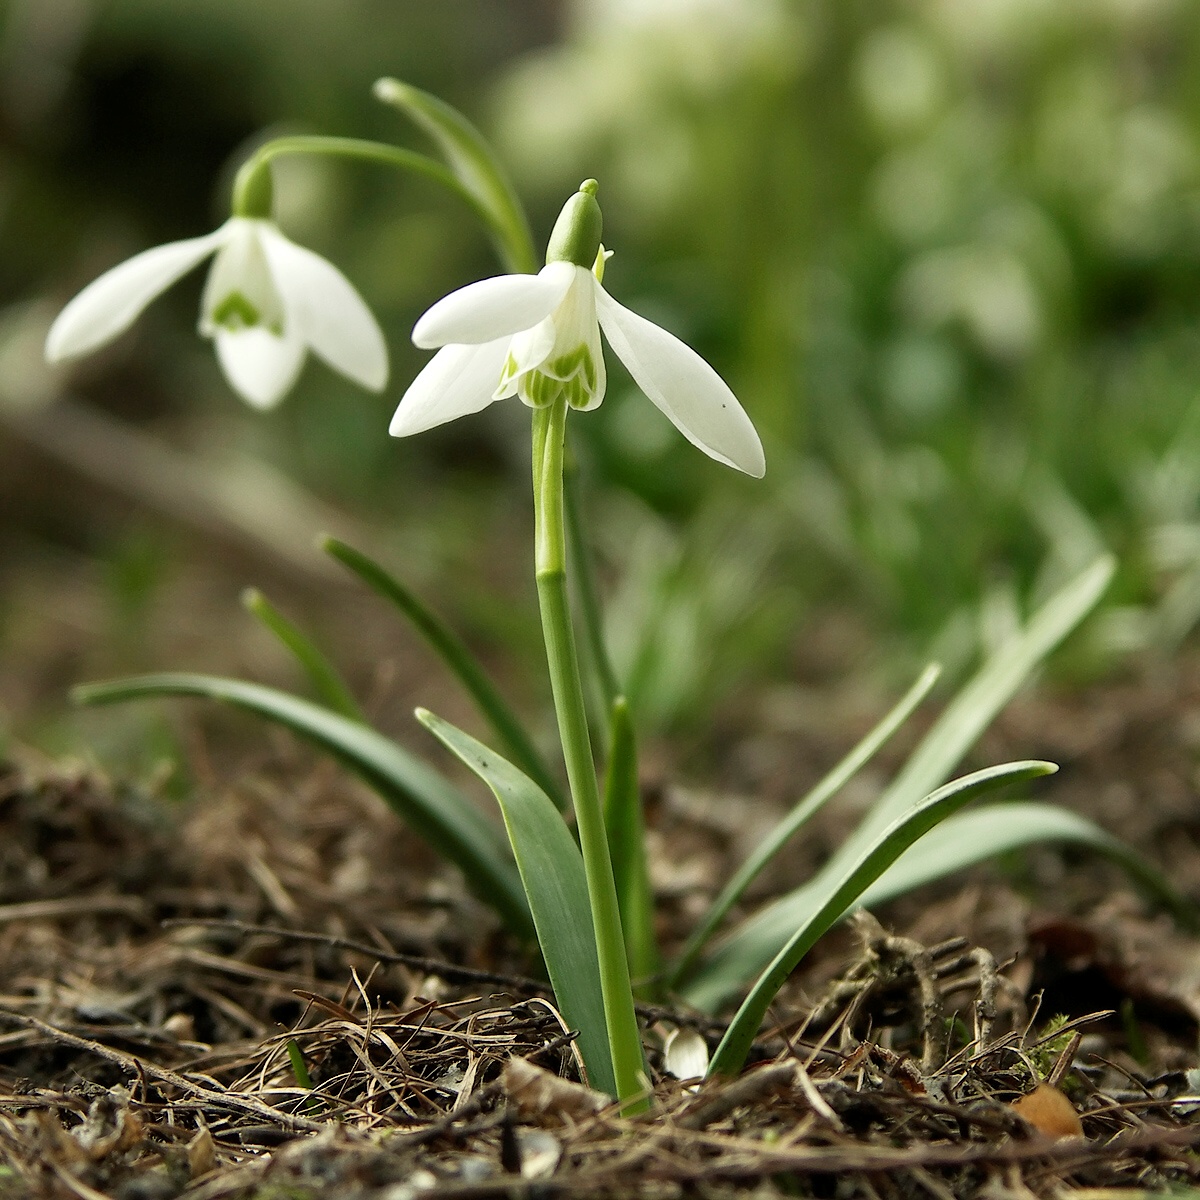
[3,0,1200,767]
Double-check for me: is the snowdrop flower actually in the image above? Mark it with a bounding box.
[390,180,764,477]
[45,210,388,410]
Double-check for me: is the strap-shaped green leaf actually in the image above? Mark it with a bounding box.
[603,696,657,989]
[564,449,622,722]
[416,708,617,1097]
[72,673,532,940]
[322,536,566,812]
[373,78,536,274]
[668,664,940,989]
[242,588,363,722]
[706,760,1057,1078]
[683,557,1115,1012]
[858,802,1196,927]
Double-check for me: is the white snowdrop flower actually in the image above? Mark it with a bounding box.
[45,214,388,410]
[390,180,764,477]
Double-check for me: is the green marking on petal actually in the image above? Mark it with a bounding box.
[564,375,591,410]
[519,369,558,409]
[497,352,520,389]
[211,291,262,330]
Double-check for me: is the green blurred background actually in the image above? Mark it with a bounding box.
[3,0,1200,764]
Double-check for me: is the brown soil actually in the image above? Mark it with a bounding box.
[2,654,1200,1199]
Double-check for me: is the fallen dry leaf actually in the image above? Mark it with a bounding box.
[1011,1083,1084,1140]
[502,1057,609,1120]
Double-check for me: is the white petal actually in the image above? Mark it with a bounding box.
[595,286,765,477]
[258,225,388,391]
[199,218,283,334]
[213,327,306,410]
[45,225,230,362]
[663,1027,709,1082]
[412,262,576,349]
[494,316,556,399]
[389,338,511,437]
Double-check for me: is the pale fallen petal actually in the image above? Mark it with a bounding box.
[213,327,306,410]
[663,1027,709,1083]
[595,286,765,477]
[413,262,576,349]
[45,225,230,362]
[258,226,388,391]
[389,338,510,436]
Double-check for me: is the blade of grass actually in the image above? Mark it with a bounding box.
[857,801,1197,927]
[72,673,532,939]
[668,663,940,989]
[707,760,1057,1078]
[321,536,566,812]
[417,708,618,1097]
[372,77,536,274]
[241,587,363,721]
[603,696,658,992]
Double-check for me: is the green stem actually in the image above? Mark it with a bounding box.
[532,400,647,1113]
[232,136,523,272]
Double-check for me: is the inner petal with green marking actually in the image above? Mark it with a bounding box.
[200,220,287,338]
[494,267,606,412]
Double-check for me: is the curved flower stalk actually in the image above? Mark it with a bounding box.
[45,213,388,410]
[390,181,765,479]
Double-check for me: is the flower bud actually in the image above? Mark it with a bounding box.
[545,180,602,268]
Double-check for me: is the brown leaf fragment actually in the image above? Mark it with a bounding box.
[187,1127,217,1179]
[502,1057,608,1120]
[1011,1083,1084,1140]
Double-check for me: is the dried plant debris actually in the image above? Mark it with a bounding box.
[1,759,1199,1198]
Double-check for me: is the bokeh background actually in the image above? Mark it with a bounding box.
[3,0,1200,777]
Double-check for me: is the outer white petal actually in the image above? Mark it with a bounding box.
[213,327,306,410]
[389,338,511,436]
[595,285,765,477]
[258,225,388,391]
[45,224,231,362]
[412,262,576,349]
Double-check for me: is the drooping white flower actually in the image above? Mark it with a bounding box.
[390,182,764,477]
[45,217,388,409]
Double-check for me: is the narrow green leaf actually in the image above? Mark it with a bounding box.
[72,673,532,940]
[564,448,622,723]
[241,588,363,722]
[857,802,1197,928]
[416,708,617,1097]
[669,664,940,989]
[863,557,1112,840]
[683,557,1114,1012]
[707,761,1057,1078]
[321,536,567,813]
[373,78,536,274]
[603,696,658,991]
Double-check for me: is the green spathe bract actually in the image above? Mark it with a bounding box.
[546,180,603,269]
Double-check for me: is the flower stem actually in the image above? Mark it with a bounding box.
[231,135,528,273]
[532,399,648,1113]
